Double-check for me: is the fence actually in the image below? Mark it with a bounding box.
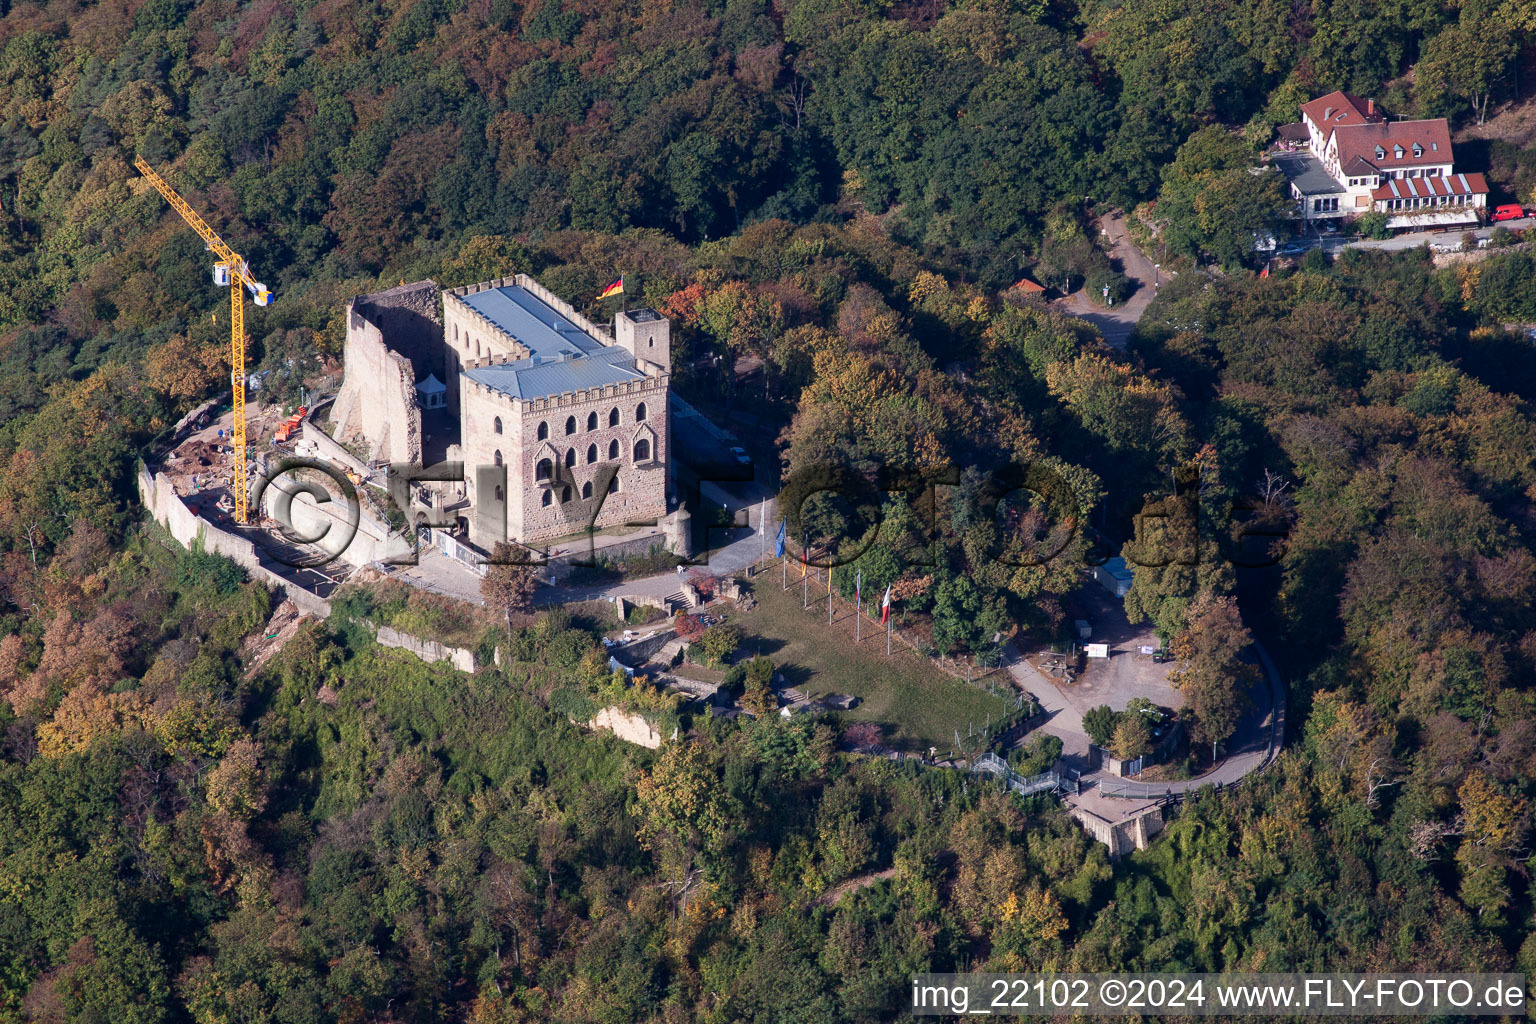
[766,555,1008,686]
[1097,779,1189,801]
[971,752,1079,797]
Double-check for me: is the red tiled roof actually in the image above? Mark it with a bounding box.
[1340,155,1378,177]
[1370,173,1488,201]
[1334,120,1454,172]
[1300,91,1380,130]
[1012,278,1046,293]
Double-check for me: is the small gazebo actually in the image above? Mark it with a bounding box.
[415,373,446,410]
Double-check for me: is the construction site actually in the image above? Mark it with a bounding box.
[130,157,766,614]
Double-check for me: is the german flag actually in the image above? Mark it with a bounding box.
[597,276,624,300]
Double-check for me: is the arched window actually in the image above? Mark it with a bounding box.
[586,444,598,464]
[608,408,619,427]
[581,481,593,499]
[541,490,552,507]
[587,411,597,431]
[608,475,620,494]
[493,450,503,466]
[454,324,459,341]
[561,486,572,503]
[475,339,481,357]
[565,448,576,468]
[635,401,647,422]
[608,439,620,460]
[633,438,651,462]
[537,421,550,441]
[493,416,503,435]
[493,484,504,502]
[564,416,576,435]
[536,458,552,481]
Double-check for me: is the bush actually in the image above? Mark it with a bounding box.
[626,603,664,625]
[1010,732,1062,776]
[694,624,740,668]
[1357,211,1391,240]
[1490,226,1516,247]
[1084,266,1131,307]
[1083,704,1118,747]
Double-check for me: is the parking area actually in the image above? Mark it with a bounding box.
[1025,587,1184,720]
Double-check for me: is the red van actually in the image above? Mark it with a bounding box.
[1492,204,1525,221]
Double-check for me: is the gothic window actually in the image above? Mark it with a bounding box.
[635,402,647,422]
[565,448,576,468]
[608,407,619,427]
[561,486,572,503]
[609,476,620,493]
[608,439,619,460]
[535,458,552,480]
[633,438,651,462]
[494,450,503,466]
[582,481,592,499]
[565,416,576,435]
[537,421,549,441]
[493,416,502,434]
[541,491,552,506]
[587,411,597,431]
[587,444,598,463]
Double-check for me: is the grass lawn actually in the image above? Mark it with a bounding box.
[730,575,1014,753]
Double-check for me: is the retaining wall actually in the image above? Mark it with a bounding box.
[137,462,333,618]
[376,625,479,672]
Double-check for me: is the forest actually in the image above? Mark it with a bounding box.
[3,0,1536,1020]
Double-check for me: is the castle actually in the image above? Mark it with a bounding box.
[329,275,672,553]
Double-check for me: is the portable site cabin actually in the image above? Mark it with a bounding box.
[1095,556,1134,598]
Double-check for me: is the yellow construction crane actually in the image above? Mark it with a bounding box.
[135,156,272,524]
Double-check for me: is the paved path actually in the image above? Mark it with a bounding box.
[1085,641,1283,800]
[1053,211,1165,348]
[532,493,777,606]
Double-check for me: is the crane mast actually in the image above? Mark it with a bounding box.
[135,157,271,525]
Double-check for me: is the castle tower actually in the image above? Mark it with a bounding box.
[615,308,671,375]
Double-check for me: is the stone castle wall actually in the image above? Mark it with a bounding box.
[331,282,441,464]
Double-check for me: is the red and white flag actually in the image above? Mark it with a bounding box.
[880,584,892,624]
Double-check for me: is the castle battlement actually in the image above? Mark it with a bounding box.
[463,371,667,412]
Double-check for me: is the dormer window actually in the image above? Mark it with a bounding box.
[1375,146,1385,159]
[1412,144,1423,158]
[1393,145,1404,159]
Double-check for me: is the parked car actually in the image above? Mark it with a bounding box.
[730,446,752,466]
[1492,204,1526,222]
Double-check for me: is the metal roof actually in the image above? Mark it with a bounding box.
[460,285,605,360]
[464,346,646,401]
[1101,556,1134,581]
[1273,153,1344,196]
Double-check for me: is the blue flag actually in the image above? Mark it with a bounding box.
[775,520,786,558]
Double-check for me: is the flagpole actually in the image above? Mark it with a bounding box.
[887,611,892,656]
[828,567,833,626]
